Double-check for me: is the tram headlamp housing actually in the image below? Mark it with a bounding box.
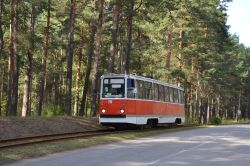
[101,109,106,113]
[120,109,125,113]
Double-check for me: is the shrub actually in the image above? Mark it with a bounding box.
[42,105,64,117]
[210,117,222,125]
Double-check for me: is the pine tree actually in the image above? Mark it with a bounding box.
[91,0,105,117]
[108,0,121,73]
[6,0,18,116]
[66,0,76,116]
[38,0,51,116]
[21,3,36,117]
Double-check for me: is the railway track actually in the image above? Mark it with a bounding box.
[0,124,194,149]
[0,129,119,149]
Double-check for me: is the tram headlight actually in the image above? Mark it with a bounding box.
[120,109,125,113]
[102,109,106,113]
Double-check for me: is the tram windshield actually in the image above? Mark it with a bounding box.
[102,78,125,98]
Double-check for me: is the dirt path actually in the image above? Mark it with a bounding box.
[0,116,108,140]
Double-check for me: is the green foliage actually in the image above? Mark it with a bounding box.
[210,117,222,125]
[170,69,186,80]
[42,105,64,117]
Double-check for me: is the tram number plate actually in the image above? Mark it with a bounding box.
[108,100,113,104]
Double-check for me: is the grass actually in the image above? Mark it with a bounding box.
[0,126,199,165]
[221,119,250,125]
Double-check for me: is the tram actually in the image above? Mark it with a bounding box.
[99,74,185,128]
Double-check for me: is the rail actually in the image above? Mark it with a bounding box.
[0,124,195,149]
[0,129,118,149]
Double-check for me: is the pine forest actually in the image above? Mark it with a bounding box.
[0,0,250,124]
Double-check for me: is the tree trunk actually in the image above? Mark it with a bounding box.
[186,86,192,123]
[108,0,120,73]
[6,0,18,116]
[22,6,35,117]
[118,34,125,73]
[165,17,173,69]
[216,95,220,118]
[22,52,32,117]
[237,92,241,121]
[136,29,142,75]
[66,0,76,116]
[199,98,203,124]
[22,74,30,117]
[178,23,183,70]
[125,0,134,74]
[73,34,83,116]
[0,0,3,58]
[91,0,104,117]
[196,72,201,123]
[206,97,210,123]
[0,68,3,116]
[73,53,82,116]
[176,22,183,86]
[79,19,97,116]
[38,0,51,116]
[0,0,3,116]
[52,52,60,108]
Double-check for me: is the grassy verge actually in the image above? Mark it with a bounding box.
[221,119,250,125]
[0,126,199,165]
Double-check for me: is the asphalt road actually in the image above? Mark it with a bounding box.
[8,125,250,166]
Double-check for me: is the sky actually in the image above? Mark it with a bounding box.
[226,0,250,47]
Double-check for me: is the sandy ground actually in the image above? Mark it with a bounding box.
[0,116,108,140]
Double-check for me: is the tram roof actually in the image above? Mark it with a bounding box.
[101,73,183,90]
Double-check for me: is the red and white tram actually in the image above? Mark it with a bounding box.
[99,74,185,127]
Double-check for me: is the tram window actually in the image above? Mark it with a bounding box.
[153,84,159,101]
[144,81,152,100]
[165,87,170,102]
[173,89,179,103]
[178,90,182,104]
[136,80,144,99]
[159,85,165,102]
[102,78,125,98]
[180,90,184,104]
[178,90,181,103]
[127,79,136,98]
[127,79,135,88]
[177,90,180,103]
[149,83,153,100]
[183,91,185,104]
[169,88,174,102]
[173,89,176,103]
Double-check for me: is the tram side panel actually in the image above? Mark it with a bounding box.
[152,102,179,124]
[134,100,154,125]
[133,100,181,124]
[135,100,185,124]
